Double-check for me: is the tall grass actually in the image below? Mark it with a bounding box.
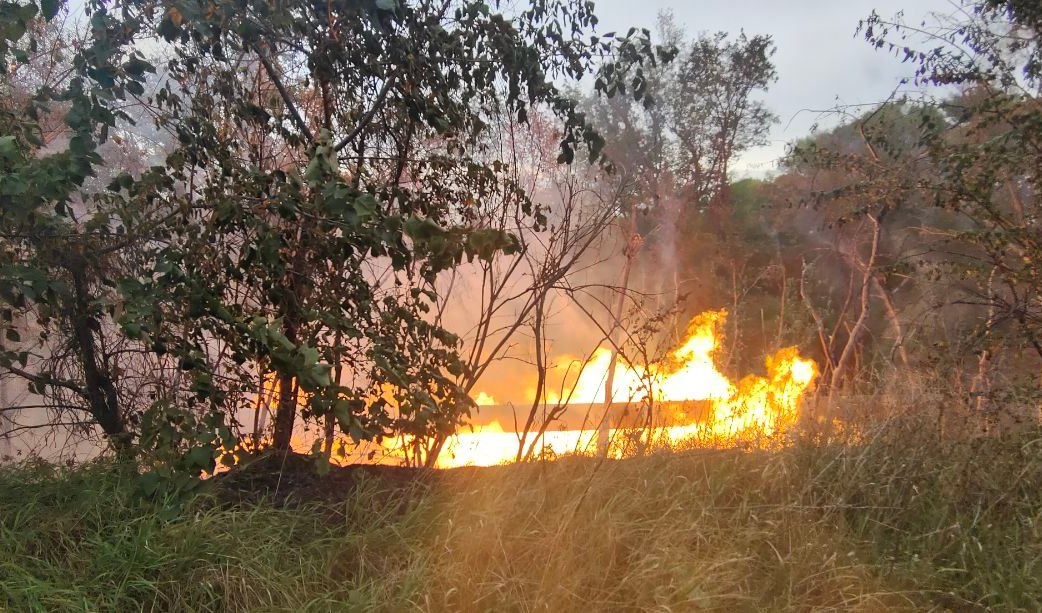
[3,417,1042,610]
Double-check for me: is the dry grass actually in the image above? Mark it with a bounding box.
[3,411,1042,611]
[414,453,913,611]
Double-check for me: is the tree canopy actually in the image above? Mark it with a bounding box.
[0,0,669,470]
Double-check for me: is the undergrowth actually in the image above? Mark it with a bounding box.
[3,422,1042,611]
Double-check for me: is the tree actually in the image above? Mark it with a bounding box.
[0,1,162,455]
[858,1,1042,405]
[783,103,950,390]
[0,0,669,469]
[585,16,777,322]
[667,30,777,210]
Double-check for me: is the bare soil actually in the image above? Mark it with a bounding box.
[214,451,530,507]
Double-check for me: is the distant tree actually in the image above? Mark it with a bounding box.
[582,14,778,354]
[586,13,778,211]
[764,0,1042,420]
[783,103,952,388]
[667,29,777,210]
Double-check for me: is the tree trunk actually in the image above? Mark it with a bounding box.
[800,259,836,379]
[517,298,547,462]
[64,251,130,453]
[872,275,910,369]
[970,268,997,431]
[272,371,298,452]
[273,218,309,452]
[830,214,882,398]
[272,316,300,452]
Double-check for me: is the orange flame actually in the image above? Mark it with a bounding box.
[255,309,817,469]
[442,309,818,467]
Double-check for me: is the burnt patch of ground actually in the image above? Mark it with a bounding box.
[215,452,437,506]
[213,451,597,507]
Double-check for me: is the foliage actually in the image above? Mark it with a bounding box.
[754,0,1042,395]
[0,0,670,467]
[568,13,779,373]
[781,103,949,385]
[667,30,777,207]
[586,14,776,210]
[0,1,160,451]
[841,2,1042,390]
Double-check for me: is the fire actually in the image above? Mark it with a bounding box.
[568,310,736,405]
[253,309,818,469]
[431,310,818,467]
[473,391,497,406]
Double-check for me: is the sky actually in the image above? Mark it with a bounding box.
[591,0,957,177]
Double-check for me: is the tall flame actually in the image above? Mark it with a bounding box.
[444,309,818,467]
[567,310,735,405]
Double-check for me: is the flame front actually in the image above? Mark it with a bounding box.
[440,309,818,467]
[264,310,818,469]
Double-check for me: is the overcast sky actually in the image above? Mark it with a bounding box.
[591,0,956,177]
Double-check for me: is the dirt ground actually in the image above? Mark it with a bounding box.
[214,451,527,506]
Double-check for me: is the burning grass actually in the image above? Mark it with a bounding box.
[4,416,1042,611]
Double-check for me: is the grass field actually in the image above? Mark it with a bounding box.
[3,420,1042,611]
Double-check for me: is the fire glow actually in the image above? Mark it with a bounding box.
[433,309,819,468]
[272,309,818,469]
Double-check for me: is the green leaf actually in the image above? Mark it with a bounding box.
[0,135,18,160]
[124,56,154,76]
[353,194,379,222]
[126,80,145,96]
[185,444,217,471]
[41,0,60,20]
[137,471,163,497]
